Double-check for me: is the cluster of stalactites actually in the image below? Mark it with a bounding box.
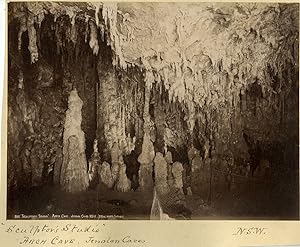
[96,3,298,135]
[17,9,41,63]
[13,2,297,138]
[14,2,102,62]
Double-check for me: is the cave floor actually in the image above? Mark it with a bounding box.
[10,179,298,220]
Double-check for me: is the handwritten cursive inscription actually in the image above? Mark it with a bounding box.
[1,222,148,246]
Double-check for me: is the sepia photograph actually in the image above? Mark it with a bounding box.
[6,1,299,220]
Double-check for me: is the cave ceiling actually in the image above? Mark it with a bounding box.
[9,2,299,113]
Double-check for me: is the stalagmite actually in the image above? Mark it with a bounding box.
[88,139,101,183]
[111,142,121,184]
[150,190,174,220]
[100,161,114,189]
[137,72,155,191]
[165,150,173,164]
[53,147,63,185]
[172,162,184,193]
[60,89,89,193]
[164,150,173,187]
[190,150,203,195]
[203,139,210,160]
[188,145,199,163]
[60,135,89,192]
[154,152,169,194]
[137,133,155,191]
[115,156,131,192]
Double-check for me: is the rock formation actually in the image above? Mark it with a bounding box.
[172,162,184,193]
[60,89,89,193]
[137,133,155,191]
[115,156,131,192]
[154,152,169,194]
[88,139,101,184]
[150,190,174,220]
[164,150,173,188]
[111,142,121,185]
[100,161,114,189]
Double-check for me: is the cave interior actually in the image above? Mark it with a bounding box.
[7,2,299,219]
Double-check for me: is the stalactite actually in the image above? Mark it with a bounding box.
[89,21,99,55]
[69,15,77,45]
[18,15,27,51]
[94,2,101,27]
[27,14,39,63]
[102,2,127,69]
